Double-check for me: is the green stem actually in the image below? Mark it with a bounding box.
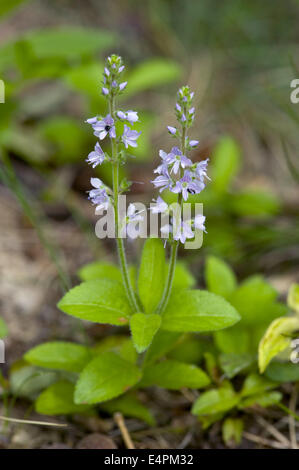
[156,123,187,315]
[109,96,139,312]
[156,241,178,315]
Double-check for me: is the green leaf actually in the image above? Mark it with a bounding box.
[265,361,299,383]
[0,0,29,18]
[79,262,136,289]
[161,290,240,333]
[23,27,116,59]
[119,339,138,364]
[144,330,182,365]
[210,136,241,193]
[36,381,90,415]
[79,262,122,281]
[100,393,155,426]
[65,63,106,102]
[138,238,166,313]
[240,373,277,398]
[222,418,244,446]
[219,353,256,379]
[287,284,299,313]
[74,352,142,405]
[258,316,299,373]
[92,335,127,355]
[10,364,58,400]
[239,391,282,409]
[230,276,282,326]
[167,335,207,364]
[230,190,280,217]
[38,117,88,164]
[24,342,92,373]
[58,279,132,326]
[0,317,8,338]
[130,313,161,353]
[173,262,196,289]
[205,256,237,299]
[140,360,210,390]
[214,325,251,354]
[192,382,239,416]
[125,59,182,96]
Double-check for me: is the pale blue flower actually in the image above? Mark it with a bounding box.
[117,110,139,124]
[167,147,192,174]
[119,81,127,91]
[167,126,177,135]
[194,214,206,232]
[122,125,141,148]
[85,116,98,125]
[93,115,116,140]
[88,178,110,211]
[150,196,168,214]
[151,174,173,192]
[173,220,194,244]
[86,142,105,168]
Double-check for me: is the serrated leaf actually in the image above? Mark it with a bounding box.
[161,290,240,333]
[240,373,277,398]
[205,256,237,299]
[24,342,92,373]
[287,284,299,313]
[58,279,132,325]
[258,316,299,373]
[210,136,241,193]
[140,360,210,390]
[138,238,166,313]
[219,353,255,379]
[36,381,90,415]
[130,313,161,353]
[192,383,239,416]
[74,352,141,405]
[100,393,155,426]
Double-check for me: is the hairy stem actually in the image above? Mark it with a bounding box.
[109,96,139,312]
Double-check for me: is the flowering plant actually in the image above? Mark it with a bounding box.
[23,55,241,422]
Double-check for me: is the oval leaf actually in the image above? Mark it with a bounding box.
[24,342,92,373]
[161,290,240,333]
[140,360,210,390]
[58,279,132,325]
[138,238,166,313]
[36,381,90,415]
[205,256,237,299]
[130,313,161,353]
[74,352,142,405]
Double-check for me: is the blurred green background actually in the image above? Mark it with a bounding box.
[0,0,299,292]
